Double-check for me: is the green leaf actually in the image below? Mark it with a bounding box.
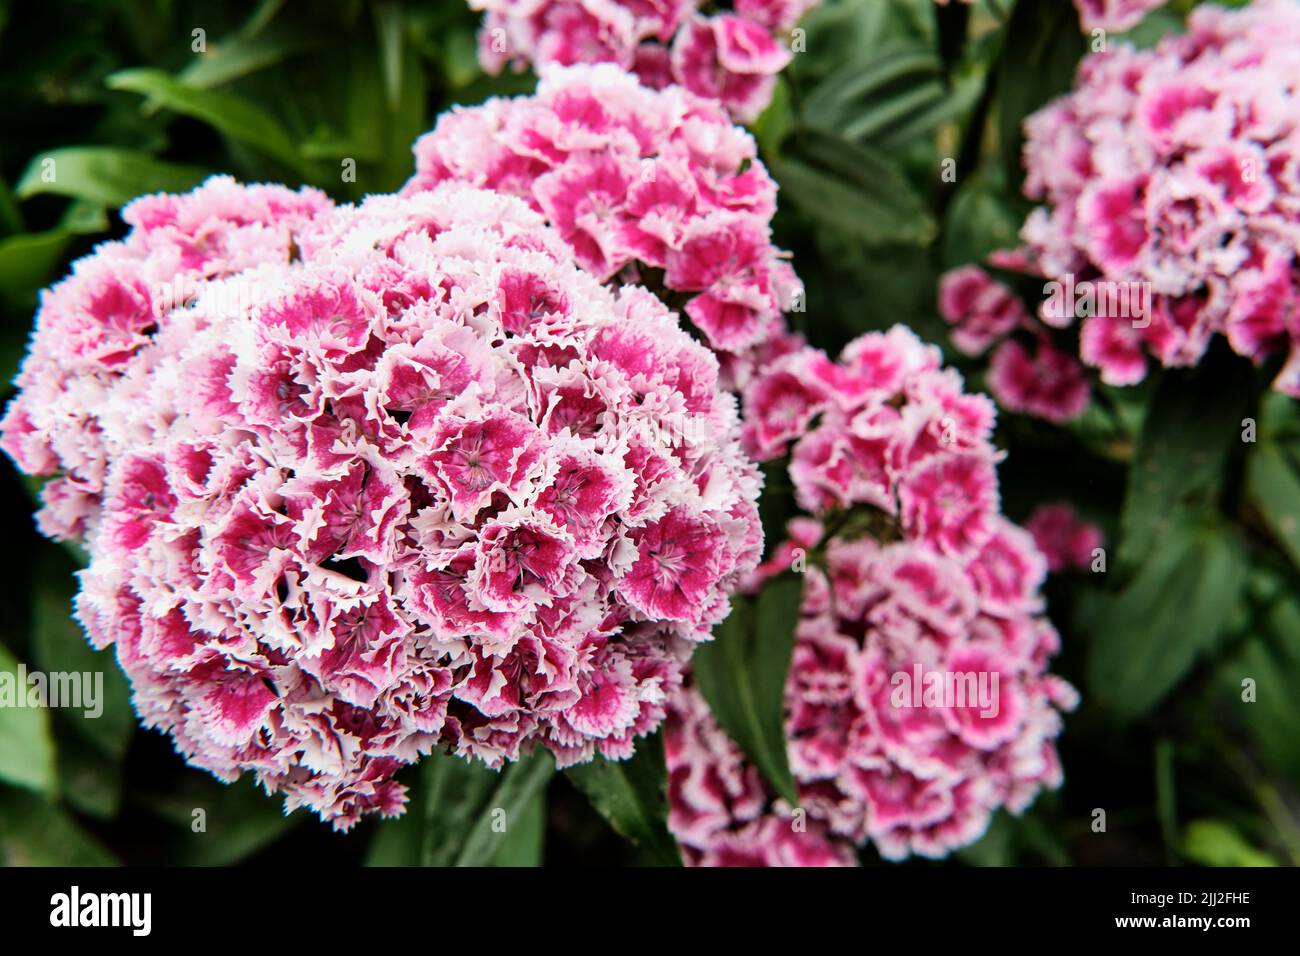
[418,751,498,866]
[16,147,210,208]
[373,1,405,110]
[693,577,801,805]
[771,129,935,246]
[872,72,982,151]
[1247,441,1300,573]
[1184,820,1278,867]
[107,68,315,180]
[941,176,1023,269]
[1119,354,1257,569]
[0,201,107,312]
[564,732,681,866]
[1086,517,1248,723]
[1217,596,1300,778]
[488,789,546,867]
[0,643,57,794]
[440,24,482,90]
[408,749,554,866]
[752,77,793,159]
[802,45,938,137]
[179,22,317,88]
[363,796,423,866]
[370,758,554,868]
[58,735,124,819]
[137,775,301,865]
[453,751,553,867]
[0,789,117,866]
[30,549,134,760]
[997,0,1087,188]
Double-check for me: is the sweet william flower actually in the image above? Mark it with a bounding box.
[470,0,814,121]
[1013,0,1300,396]
[404,64,802,391]
[668,325,1076,864]
[2,179,762,830]
[1025,503,1105,574]
[987,336,1092,424]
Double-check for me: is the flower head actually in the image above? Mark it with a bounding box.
[669,325,1075,864]
[3,179,761,829]
[404,64,800,390]
[1016,0,1300,396]
[471,0,815,121]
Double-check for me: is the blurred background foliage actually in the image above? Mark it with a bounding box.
[1,0,1295,867]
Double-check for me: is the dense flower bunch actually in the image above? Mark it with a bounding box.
[668,326,1076,862]
[470,0,817,122]
[1019,0,1300,395]
[404,64,801,389]
[1,179,762,829]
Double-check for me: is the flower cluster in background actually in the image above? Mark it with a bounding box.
[1024,503,1105,575]
[1017,0,1300,395]
[470,0,817,122]
[1,178,762,829]
[668,326,1077,864]
[937,265,1092,425]
[404,64,802,390]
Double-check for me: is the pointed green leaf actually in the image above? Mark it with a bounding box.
[454,751,553,867]
[692,577,801,804]
[488,789,546,867]
[1247,441,1300,573]
[30,549,134,760]
[1119,354,1257,569]
[1184,820,1278,867]
[0,789,117,866]
[107,68,315,179]
[16,147,210,207]
[770,130,935,246]
[1086,517,1247,723]
[416,751,497,866]
[564,732,681,866]
[0,643,57,794]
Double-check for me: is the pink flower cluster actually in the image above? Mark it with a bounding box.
[471,0,817,122]
[666,684,855,866]
[404,64,801,388]
[1025,503,1104,574]
[2,178,762,829]
[1019,0,1300,395]
[937,265,1092,425]
[669,326,1077,863]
